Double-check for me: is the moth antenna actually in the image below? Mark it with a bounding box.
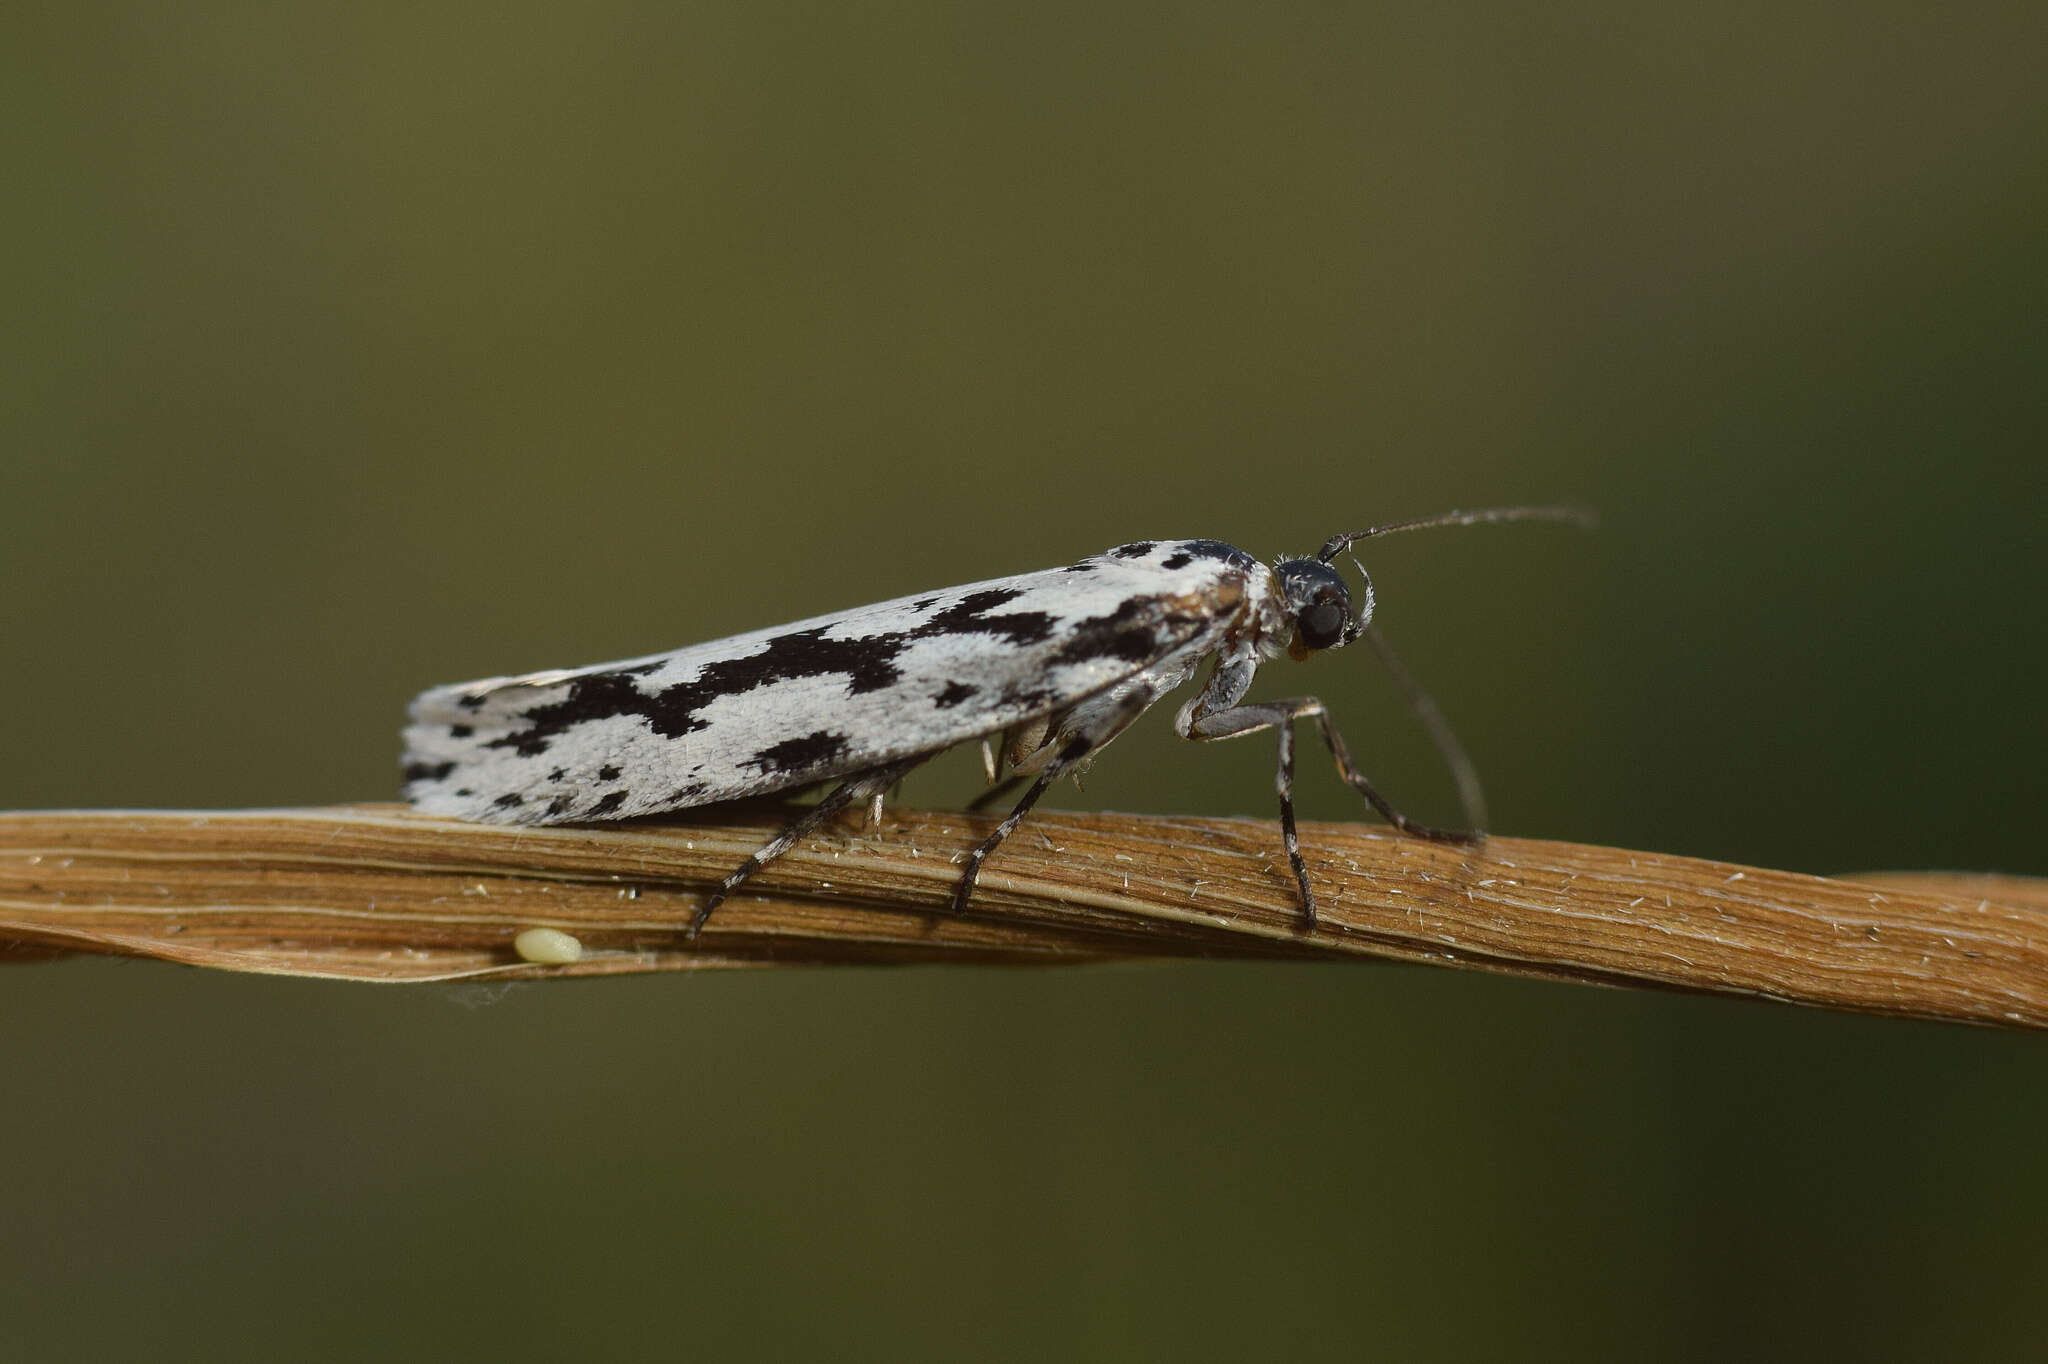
[1358,621,1488,834]
[1317,505,1595,563]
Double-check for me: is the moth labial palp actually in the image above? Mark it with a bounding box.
[401,507,1591,936]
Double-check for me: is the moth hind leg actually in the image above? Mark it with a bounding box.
[950,739,1091,915]
[950,683,1164,914]
[689,755,925,939]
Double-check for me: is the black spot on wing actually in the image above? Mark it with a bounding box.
[479,585,1058,759]
[1051,594,1190,665]
[1162,540,1254,572]
[493,793,524,809]
[916,588,1055,646]
[743,729,850,774]
[1179,539,1255,567]
[548,767,567,782]
[448,724,473,738]
[933,680,978,708]
[597,764,621,781]
[997,683,1058,710]
[546,795,574,817]
[1109,541,1156,559]
[404,760,456,783]
[482,669,649,756]
[758,628,912,695]
[484,630,904,755]
[588,791,627,817]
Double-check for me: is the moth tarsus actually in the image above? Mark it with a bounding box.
[403,507,1588,936]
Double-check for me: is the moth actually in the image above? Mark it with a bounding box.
[403,505,1587,935]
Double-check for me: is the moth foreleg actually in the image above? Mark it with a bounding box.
[1178,698,1319,924]
[1305,705,1481,846]
[1179,696,1481,929]
[690,755,925,939]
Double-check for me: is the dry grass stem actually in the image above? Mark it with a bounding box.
[2,805,2041,1029]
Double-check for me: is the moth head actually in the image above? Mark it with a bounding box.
[1275,557,1370,659]
[1281,504,1595,660]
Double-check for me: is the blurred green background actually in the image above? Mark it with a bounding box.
[4,3,2043,1359]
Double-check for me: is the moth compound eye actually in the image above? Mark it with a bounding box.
[1298,600,1347,651]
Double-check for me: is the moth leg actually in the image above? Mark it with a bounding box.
[952,673,1177,912]
[951,739,1090,914]
[1178,696,1479,928]
[690,755,925,939]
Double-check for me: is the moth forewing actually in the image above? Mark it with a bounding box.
[403,540,1260,825]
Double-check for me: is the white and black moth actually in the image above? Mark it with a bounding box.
[403,506,1586,936]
